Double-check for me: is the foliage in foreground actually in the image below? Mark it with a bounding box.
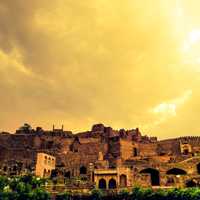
[0,175,200,200]
[55,187,200,200]
[0,175,50,200]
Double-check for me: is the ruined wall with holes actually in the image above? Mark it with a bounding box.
[0,123,200,188]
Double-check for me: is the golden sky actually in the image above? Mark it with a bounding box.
[0,0,200,139]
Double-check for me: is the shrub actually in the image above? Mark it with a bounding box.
[56,192,71,200]
[131,187,146,200]
[31,188,51,200]
[91,189,104,200]
[0,176,9,192]
[118,189,130,200]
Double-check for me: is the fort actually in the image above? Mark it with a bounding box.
[0,123,200,190]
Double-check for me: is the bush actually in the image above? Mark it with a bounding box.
[56,192,71,200]
[31,188,51,200]
[0,191,19,200]
[0,176,9,192]
[118,189,130,200]
[91,189,104,200]
[0,175,50,200]
[131,187,146,200]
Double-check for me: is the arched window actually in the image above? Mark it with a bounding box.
[80,166,87,175]
[44,156,47,164]
[166,168,187,175]
[197,163,200,174]
[99,179,106,189]
[13,165,17,171]
[43,169,47,177]
[186,179,198,187]
[108,178,117,189]
[64,171,71,179]
[133,148,138,156]
[183,149,189,155]
[51,169,58,178]
[3,166,7,172]
[140,168,160,186]
[48,157,51,165]
[120,174,127,187]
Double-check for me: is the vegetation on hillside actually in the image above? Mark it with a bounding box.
[0,175,199,200]
[0,175,50,200]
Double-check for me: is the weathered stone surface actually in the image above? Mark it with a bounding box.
[0,123,200,188]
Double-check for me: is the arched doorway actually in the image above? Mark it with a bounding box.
[80,166,87,175]
[108,178,117,189]
[120,174,127,187]
[197,163,200,174]
[43,169,47,177]
[186,179,198,187]
[133,148,138,156]
[13,165,17,172]
[140,168,160,186]
[51,169,58,178]
[166,168,187,175]
[12,165,18,175]
[99,178,106,189]
[183,149,189,155]
[3,166,7,172]
[64,171,71,179]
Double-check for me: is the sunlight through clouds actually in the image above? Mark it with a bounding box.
[151,90,192,126]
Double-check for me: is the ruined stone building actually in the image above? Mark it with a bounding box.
[0,123,200,189]
[35,153,56,178]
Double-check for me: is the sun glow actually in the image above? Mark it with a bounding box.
[183,29,200,53]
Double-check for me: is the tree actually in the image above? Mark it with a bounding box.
[91,189,104,200]
[0,176,8,192]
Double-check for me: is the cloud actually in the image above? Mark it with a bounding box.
[149,90,192,127]
[0,0,200,138]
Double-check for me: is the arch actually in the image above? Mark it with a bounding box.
[197,163,200,174]
[80,166,87,175]
[48,157,51,165]
[99,178,106,189]
[120,174,127,187]
[13,165,17,171]
[3,166,7,172]
[166,168,187,175]
[133,148,138,156]
[64,171,71,179]
[183,149,189,155]
[186,179,198,187]
[51,169,58,178]
[108,178,117,189]
[140,168,160,186]
[44,156,47,164]
[43,169,47,177]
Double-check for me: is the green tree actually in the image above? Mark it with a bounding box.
[0,176,8,192]
[32,188,51,200]
[91,188,104,200]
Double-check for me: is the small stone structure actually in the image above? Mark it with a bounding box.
[94,167,132,189]
[35,153,56,178]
